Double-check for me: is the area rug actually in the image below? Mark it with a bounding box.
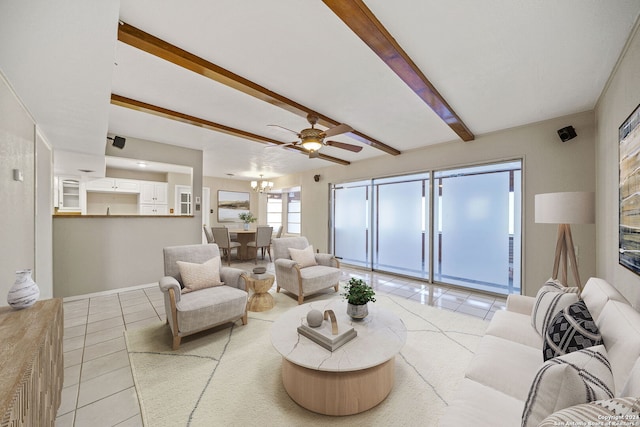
[124,290,489,427]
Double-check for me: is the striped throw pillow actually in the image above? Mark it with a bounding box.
[538,397,640,427]
[521,345,614,427]
[531,286,579,336]
[543,300,602,361]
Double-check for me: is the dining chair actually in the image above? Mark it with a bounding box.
[203,225,214,243]
[211,226,241,265]
[247,226,273,264]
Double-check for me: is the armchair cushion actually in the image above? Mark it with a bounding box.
[177,256,223,293]
[289,245,317,268]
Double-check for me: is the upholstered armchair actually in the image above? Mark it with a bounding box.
[272,236,340,304]
[159,244,248,350]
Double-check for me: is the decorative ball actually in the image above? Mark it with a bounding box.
[306,309,323,328]
[253,267,266,274]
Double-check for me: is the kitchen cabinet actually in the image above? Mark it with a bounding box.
[85,178,140,193]
[57,177,81,212]
[139,181,168,215]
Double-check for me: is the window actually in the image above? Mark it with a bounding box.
[330,160,522,295]
[287,190,301,234]
[267,193,283,231]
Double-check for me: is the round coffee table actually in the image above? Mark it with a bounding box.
[271,299,406,415]
[245,274,275,312]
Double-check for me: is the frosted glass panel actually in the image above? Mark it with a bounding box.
[434,161,521,294]
[375,181,425,276]
[334,186,369,267]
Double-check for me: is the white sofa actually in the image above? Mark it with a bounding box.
[439,278,640,426]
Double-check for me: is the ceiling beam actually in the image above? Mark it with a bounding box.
[110,94,351,166]
[323,0,475,142]
[117,22,400,156]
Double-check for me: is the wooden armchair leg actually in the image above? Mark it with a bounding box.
[298,294,304,305]
[242,312,248,325]
[172,335,181,350]
[334,284,339,292]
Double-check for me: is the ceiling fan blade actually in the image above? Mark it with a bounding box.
[323,123,352,137]
[265,141,297,149]
[267,124,300,136]
[326,140,363,153]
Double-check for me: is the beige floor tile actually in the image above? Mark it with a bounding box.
[74,387,139,427]
[84,325,126,347]
[115,414,143,427]
[125,316,163,331]
[431,296,462,311]
[123,307,158,323]
[57,383,79,416]
[81,349,130,383]
[54,410,74,427]
[119,297,150,309]
[63,348,83,368]
[64,324,86,339]
[83,336,126,362]
[118,290,147,301]
[63,335,85,352]
[88,309,123,324]
[77,365,134,408]
[464,296,495,310]
[121,300,153,314]
[86,316,125,334]
[63,363,81,388]
[64,315,89,328]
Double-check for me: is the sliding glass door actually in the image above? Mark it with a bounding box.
[330,160,522,295]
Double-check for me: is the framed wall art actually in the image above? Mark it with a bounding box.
[217,190,250,223]
[619,103,640,275]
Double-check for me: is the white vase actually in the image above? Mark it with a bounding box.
[347,302,368,319]
[243,222,249,230]
[7,269,40,309]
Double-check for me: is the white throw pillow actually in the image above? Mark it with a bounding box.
[538,397,640,427]
[540,278,579,294]
[288,245,317,268]
[177,256,223,293]
[531,286,579,335]
[521,345,615,427]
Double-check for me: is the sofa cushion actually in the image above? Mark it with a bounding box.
[288,245,317,268]
[485,310,542,348]
[521,345,615,427]
[465,335,542,401]
[538,397,640,427]
[543,300,602,361]
[531,288,579,336]
[581,277,628,321]
[176,286,248,334]
[176,256,223,293]
[596,300,640,395]
[438,379,525,427]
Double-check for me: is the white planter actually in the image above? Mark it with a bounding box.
[7,269,39,309]
[347,302,368,319]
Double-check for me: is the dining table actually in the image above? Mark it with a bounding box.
[229,229,257,260]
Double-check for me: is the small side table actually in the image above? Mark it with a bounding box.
[246,273,275,312]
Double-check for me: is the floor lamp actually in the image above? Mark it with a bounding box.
[534,192,595,290]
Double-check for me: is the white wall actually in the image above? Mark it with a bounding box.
[276,111,597,297]
[0,74,53,305]
[595,21,640,308]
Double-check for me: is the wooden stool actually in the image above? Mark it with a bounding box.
[246,274,275,312]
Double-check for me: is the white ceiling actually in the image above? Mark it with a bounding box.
[2,0,640,179]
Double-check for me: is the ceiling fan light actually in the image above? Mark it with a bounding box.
[251,180,258,189]
[301,136,322,152]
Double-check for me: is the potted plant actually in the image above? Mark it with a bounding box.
[238,212,257,230]
[341,277,376,319]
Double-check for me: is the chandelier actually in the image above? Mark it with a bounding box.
[251,175,273,193]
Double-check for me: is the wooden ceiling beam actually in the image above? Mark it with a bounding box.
[110,94,350,166]
[323,0,475,142]
[117,22,400,156]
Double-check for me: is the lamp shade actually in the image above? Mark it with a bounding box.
[535,191,595,224]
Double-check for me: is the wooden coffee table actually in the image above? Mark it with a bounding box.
[271,299,406,415]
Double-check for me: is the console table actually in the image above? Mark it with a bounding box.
[0,299,63,426]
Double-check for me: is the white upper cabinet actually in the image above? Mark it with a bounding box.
[85,178,140,193]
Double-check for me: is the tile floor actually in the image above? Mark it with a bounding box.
[55,261,506,426]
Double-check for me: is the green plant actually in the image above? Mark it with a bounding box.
[238,212,257,223]
[341,278,376,305]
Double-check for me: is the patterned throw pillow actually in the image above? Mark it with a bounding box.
[538,397,640,427]
[288,245,317,268]
[531,286,579,336]
[540,278,579,294]
[521,345,614,427]
[543,300,602,361]
[177,257,223,293]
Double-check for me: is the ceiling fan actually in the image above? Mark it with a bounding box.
[268,114,362,158]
